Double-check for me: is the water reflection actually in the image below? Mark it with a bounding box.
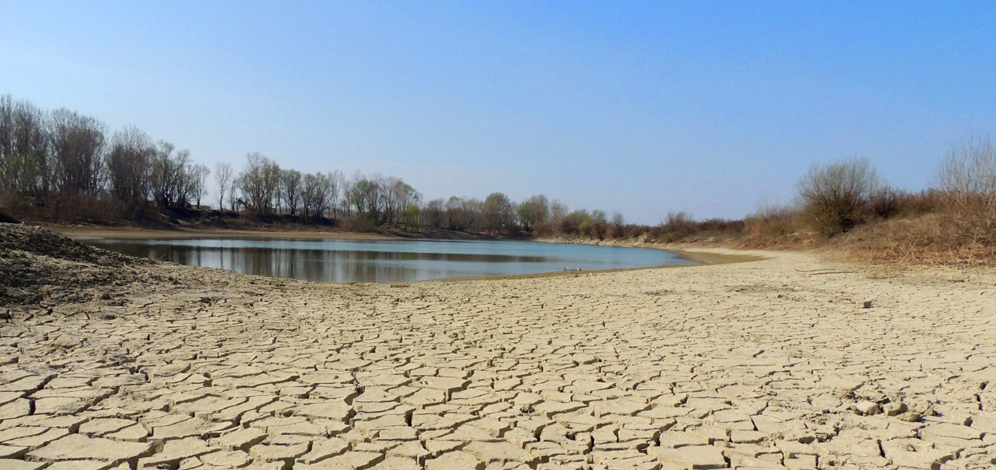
[88,239,693,283]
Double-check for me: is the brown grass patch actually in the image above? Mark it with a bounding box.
[834,212,996,266]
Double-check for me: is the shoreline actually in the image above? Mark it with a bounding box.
[46,224,400,241]
[51,225,764,265]
[534,235,767,266]
[49,224,766,285]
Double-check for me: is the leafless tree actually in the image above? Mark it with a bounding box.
[235,152,280,215]
[610,211,625,238]
[938,135,996,211]
[188,163,211,208]
[280,169,302,215]
[0,96,13,198]
[550,200,568,234]
[377,175,402,225]
[379,176,420,226]
[228,184,238,211]
[463,198,484,231]
[345,173,380,223]
[484,192,513,233]
[301,172,331,219]
[0,96,50,199]
[49,108,106,196]
[421,198,445,228]
[440,196,489,232]
[327,170,343,219]
[150,141,193,209]
[106,126,154,213]
[444,196,463,229]
[214,162,233,210]
[0,95,13,196]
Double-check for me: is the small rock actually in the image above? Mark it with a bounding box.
[883,401,907,416]
[855,401,881,416]
[862,300,873,309]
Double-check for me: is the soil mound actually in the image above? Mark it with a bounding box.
[0,223,157,306]
[0,208,19,224]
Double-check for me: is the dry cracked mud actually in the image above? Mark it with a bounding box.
[1,225,995,469]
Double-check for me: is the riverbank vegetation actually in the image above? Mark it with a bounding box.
[1,93,993,264]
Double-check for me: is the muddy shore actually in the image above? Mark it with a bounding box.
[1,224,994,469]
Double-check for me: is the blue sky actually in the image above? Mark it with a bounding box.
[2,1,994,223]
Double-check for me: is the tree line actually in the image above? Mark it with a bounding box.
[0,93,624,237]
[0,95,212,218]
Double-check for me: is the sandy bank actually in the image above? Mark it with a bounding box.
[1,224,995,469]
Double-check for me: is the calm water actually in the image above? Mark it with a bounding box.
[86,238,693,283]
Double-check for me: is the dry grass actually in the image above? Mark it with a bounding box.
[740,205,808,249]
[833,211,996,266]
[642,197,996,267]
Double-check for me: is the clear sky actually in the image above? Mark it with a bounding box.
[2,1,994,223]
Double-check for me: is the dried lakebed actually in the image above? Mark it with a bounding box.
[1,225,995,469]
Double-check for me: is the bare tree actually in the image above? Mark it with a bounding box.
[327,170,344,219]
[301,172,331,219]
[378,175,402,225]
[0,96,50,199]
[0,96,11,157]
[379,176,420,226]
[610,211,625,238]
[280,169,303,215]
[235,152,280,215]
[421,198,445,229]
[938,135,996,211]
[550,200,568,234]
[0,95,13,196]
[49,108,106,196]
[396,181,421,227]
[345,174,380,223]
[188,163,211,208]
[150,141,193,209]
[0,95,13,198]
[462,198,484,231]
[438,196,489,232]
[214,162,233,210]
[228,184,238,211]
[484,192,514,233]
[106,126,154,213]
[445,196,464,230]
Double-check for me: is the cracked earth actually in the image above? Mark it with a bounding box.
[1,238,995,469]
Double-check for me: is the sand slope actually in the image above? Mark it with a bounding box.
[1,227,995,469]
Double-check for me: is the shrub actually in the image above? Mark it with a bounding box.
[645,212,745,243]
[797,158,882,236]
[934,135,996,245]
[938,135,996,212]
[743,203,799,246]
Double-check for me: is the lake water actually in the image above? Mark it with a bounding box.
[85,238,694,283]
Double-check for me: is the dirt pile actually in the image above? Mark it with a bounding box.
[0,207,19,224]
[0,223,159,306]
